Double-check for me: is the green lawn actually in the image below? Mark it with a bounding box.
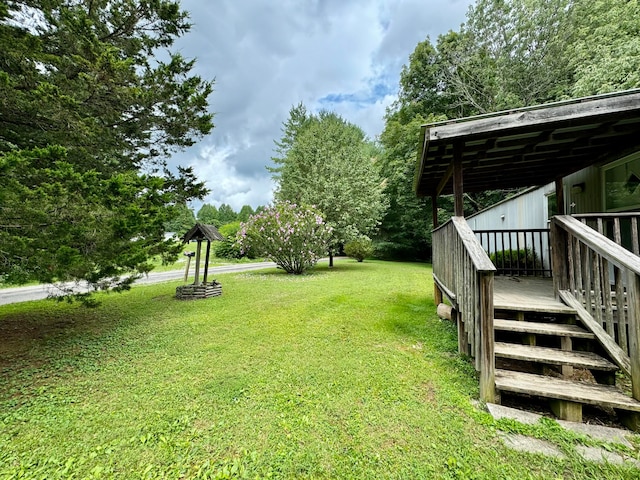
[1,261,638,479]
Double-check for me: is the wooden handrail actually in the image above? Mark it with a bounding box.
[572,213,640,256]
[451,217,497,273]
[553,215,640,276]
[551,215,640,401]
[433,216,495,402]
[573,212,640,218]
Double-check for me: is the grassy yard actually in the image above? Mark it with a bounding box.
[1,261,638,479]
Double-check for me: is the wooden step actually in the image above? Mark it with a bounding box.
[495,369,640,413]
[494,319,595,339]
[495,342,618,371]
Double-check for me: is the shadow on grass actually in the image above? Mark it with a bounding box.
[238,259,373,277]
[0,290,172,396]
[380,292,459,349]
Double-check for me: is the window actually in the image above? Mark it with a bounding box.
[546,192,557,219]
[603,153,640,212]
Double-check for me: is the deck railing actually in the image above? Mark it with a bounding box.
[432,217,497,402]
[551,215,640,402]
[474,228,551,276]
[573,213,640,256]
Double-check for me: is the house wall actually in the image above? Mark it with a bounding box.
[467,184,555,272]
[564,165,602,214]
[465,150,640,273]
[467,184,555,231]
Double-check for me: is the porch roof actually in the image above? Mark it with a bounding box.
[415,89,640,197]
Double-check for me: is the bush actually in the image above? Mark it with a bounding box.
[371,241,430,261]
[236,202,332,274]
[213,222,245,259]
[489,248,541,273]
[213,240,243,259]
[344,237,373,262]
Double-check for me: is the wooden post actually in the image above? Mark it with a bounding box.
[203,240,211,284]
[432,193,442,304]
[479,272,495,403]
[550,219,568,296]
[560,336,573,378]
[455,308,468,355]
[434,284,443,306]
[550,399,582,422]
[453,143,464,217]
[184,254,192,283]
[194,239,202,285]
[555,177,565,215]
[432,193,439,229]
[626,273,640,401]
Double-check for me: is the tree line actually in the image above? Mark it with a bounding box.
[376,0,640,260]
[165,202,264,235]
[270,0,640,262]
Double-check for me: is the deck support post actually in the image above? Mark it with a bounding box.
[617,410,640,432]
[560,336,573,377]
[432,194,443,305]
[550,218,569,297]
[555,177,565,215]
[626,273,640,401]
[434,285,443,306]
[479,272,495,403]
[550,399,582,422]
[453,143,464,217]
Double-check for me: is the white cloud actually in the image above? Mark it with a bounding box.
[172,0,473,212]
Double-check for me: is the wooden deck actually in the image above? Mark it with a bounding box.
[493,276,575,314]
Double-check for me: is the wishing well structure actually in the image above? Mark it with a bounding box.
[175,223,225,300]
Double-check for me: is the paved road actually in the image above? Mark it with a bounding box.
[0,262,276,306]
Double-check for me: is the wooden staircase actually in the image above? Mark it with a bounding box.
[432,215,640,431]
[492,306,640,429]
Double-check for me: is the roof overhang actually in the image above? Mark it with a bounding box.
[415,89,640,197]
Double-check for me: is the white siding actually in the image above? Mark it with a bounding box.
[467,183,555,231]
[467,184,555,272]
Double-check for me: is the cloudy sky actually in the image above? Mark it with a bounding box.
[173,0,473,212]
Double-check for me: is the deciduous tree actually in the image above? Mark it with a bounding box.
[568,0,640,97]
[272,110,387,266]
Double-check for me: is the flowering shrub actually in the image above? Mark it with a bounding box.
[235,202,332,274]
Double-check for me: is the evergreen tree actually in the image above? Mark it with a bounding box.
[0,1,213,297]
[238,205,254,222]
[197,204,219,226]
[216,204,237,225]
